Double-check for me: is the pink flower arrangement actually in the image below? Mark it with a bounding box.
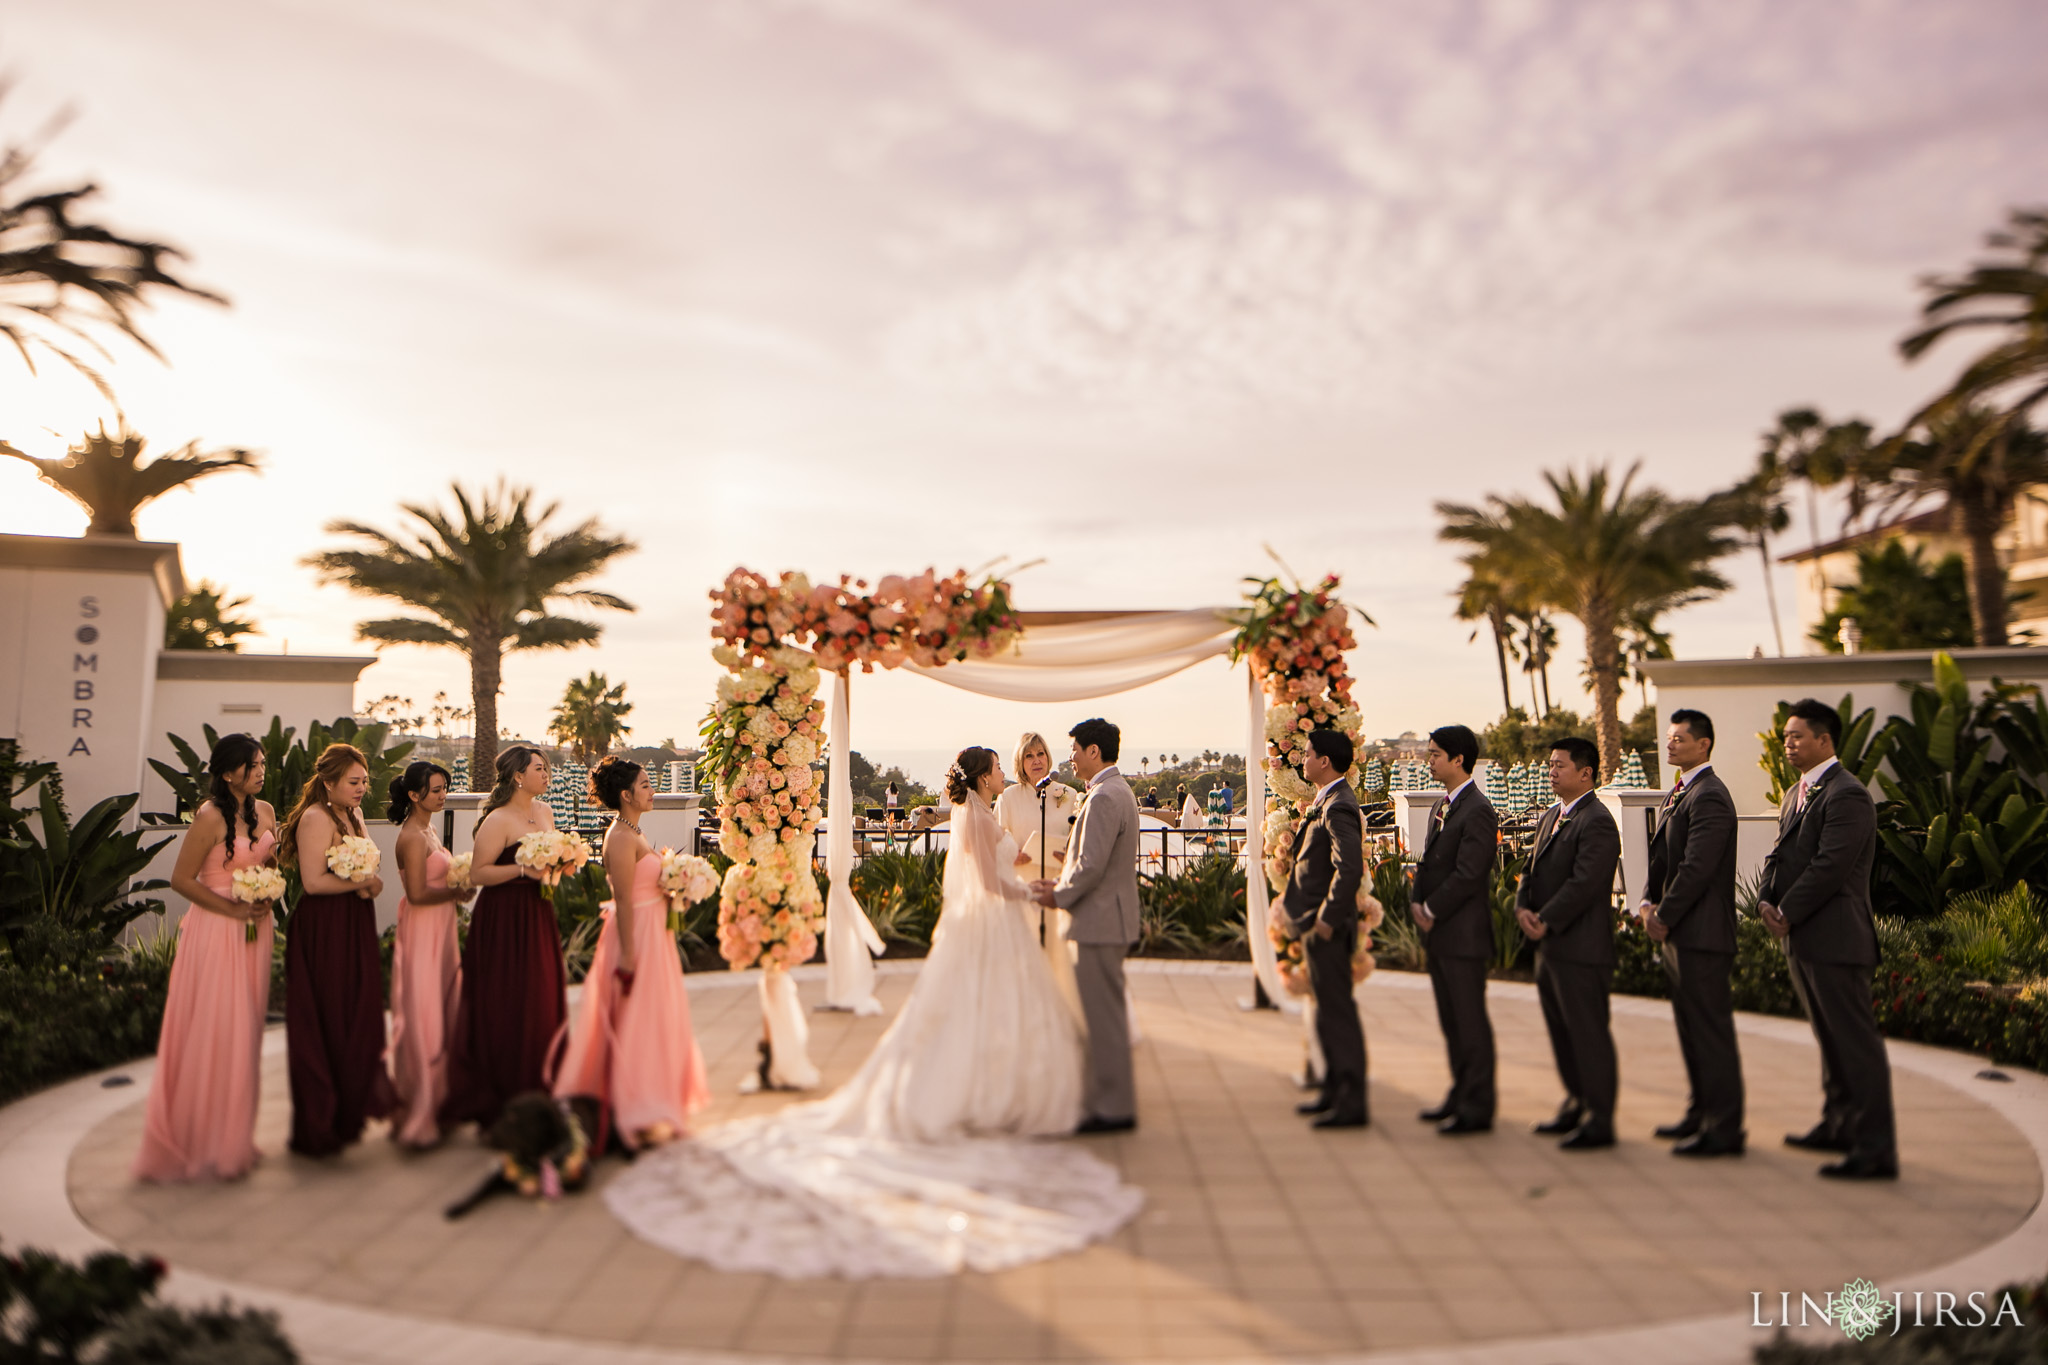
[709,566,1020,674]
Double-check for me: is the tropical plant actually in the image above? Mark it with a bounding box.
[0,1242,296,1363]
[306,483,636,787]
[1899,207,2048,453]
[548,671,632,765]
[1811,542,1975,654]
[146,716,414,830]
[1438,463,1738,778]
[0,117,225,393]
[851,850,946,948]
[1712,445,1794,655]
[0,422,258,538]
[163,580,258,651]
[1452,562,1519,713]
[1488,851,1532,975]
[1136,855,1245,953]
[0,787,170,945]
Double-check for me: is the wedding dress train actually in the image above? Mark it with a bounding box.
[604,797,1143,1277]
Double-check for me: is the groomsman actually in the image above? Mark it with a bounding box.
[1641,708,1746,1157]
[1411,724,1498,1135]
[1516,738,1622,1150]
[1281,730,1368,1129]
[1760,699,1898,1180]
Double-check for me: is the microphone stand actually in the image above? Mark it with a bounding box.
[1036,775,1052,947]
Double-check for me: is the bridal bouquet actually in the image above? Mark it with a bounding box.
[327,835,381,884]
[229,865,287,943]
[446,851,474,891]
[658,849,719,934]
[515,830,592,902]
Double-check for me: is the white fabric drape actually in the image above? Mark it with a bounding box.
[906,609,1237,703]
[1243,669,1291,1009]
[761,970,820,1089]
[824,670,885,1014]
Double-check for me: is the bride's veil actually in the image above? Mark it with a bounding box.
[942,794,1025,911]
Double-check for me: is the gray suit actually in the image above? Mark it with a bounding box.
[1054,766,1142,1122]
[1645,766,1744,1140]
[1761,762,1895,1162]
[1281,781,1368,1116]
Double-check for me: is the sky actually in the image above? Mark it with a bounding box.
[0,0,2043,787]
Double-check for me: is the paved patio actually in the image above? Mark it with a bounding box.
[9,961,2045,1364]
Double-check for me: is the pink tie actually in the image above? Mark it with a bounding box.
[1791,779,1809,814]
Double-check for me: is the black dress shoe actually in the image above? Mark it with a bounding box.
[1654,1117,1701,1141]
[1819,1153,1898,1180]
[1075,1116,1136,1135]
[1558,1122,1616,1151]
[1436,1115,1492,1136]
[1313,1110,1368,1130]
[1297,1092,1334,1116]
[1672,1131,1745,1158]
[1418,1103,1455,1123]
[1784,1125,1853,1154]
[1533,1107,1585,1136]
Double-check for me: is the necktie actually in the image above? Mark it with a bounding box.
[1790,779,1810,815]
[1660,779,1683,812]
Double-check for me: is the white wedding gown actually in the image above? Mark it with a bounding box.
[604,797,1143,1278]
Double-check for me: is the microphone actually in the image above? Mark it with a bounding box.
[1035,775,1054,793]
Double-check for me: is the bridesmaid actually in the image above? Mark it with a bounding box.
[134,733,278,1182]
[385,761,472,1149]
[441,745,566,1132]
[553,758,709,1150]
[279,743,394,1157]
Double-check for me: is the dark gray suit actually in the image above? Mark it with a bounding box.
[1519,795,1621,1125]
[1282,781,1367,1117]
[1761,761,1895,1162]
[1412,783,1498,1123]
[1645,766,1745,1140]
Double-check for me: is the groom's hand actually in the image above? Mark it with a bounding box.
[1311,919,1334,941]
[1411,902,1434,931]
[1029,879,1058,909]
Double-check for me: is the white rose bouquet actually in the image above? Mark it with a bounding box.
[327,835,381,884]
[657,849,720,934]
[446,851,474,891]
[515,829,593,901]
[230,865,287,942]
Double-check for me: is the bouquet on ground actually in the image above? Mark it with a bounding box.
[657,849,720,935]
[229,865,287,943]
[327,835,381,886]
[515,829,593,901]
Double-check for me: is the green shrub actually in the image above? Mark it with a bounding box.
[1137,855,1245,955]
[852,851,946,949]
[0,1242,299,1364]
[0,922,171,1104]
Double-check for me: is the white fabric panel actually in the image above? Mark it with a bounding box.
[824,670,884,1014]
[761,969,820,1089]
[1243,669,1291,1010]
[907,609,1238,704]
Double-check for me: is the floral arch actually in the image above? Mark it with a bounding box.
[703,566,1366,1087]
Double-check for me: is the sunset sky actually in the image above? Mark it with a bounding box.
[1,1,2043,783]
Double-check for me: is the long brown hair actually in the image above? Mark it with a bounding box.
[476,744,545,832]
[277,743,369,868]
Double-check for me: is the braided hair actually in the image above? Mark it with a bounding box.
[208,733,264,858]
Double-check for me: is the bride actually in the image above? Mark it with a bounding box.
[603,746,1142,1278]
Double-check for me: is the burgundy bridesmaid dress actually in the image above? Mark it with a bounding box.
[441,843,566,1131]
[285,875,394,1157]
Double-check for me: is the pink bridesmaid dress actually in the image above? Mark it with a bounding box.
[388,845,460,1148]
[134,829,277,1182]
[552,851,710,1147]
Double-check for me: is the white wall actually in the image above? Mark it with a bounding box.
[146,656,369,816]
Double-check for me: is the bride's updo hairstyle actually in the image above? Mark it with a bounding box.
[944,747,997,804]
[588,756,643,811]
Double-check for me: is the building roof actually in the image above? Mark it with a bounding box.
[1777,507,1948,564]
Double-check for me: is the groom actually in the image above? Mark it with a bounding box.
[1033,718,1141,1134]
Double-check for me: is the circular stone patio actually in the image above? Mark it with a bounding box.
[5,960,2045,1365]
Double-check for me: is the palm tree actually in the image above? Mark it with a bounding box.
[1439,464,1737,778]
[1711,449,1793,655]
[306,483,637,787]
[0,127,225,394]
[1512,608,1557,714]
[1851,404,2048,646]
[0,422,257,536]
[1452,548,1521,714]
[549,672,633,765]
[163,580,257,651]
[1900,208,2048,444]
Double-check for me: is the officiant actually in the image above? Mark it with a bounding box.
[997,731,1084,1021]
